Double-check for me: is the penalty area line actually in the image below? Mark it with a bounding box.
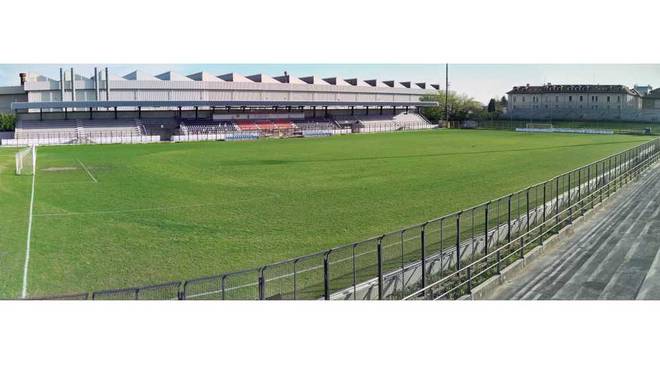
[21,149,37,299]
[77,159,98,183]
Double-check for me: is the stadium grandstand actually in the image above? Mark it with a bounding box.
[1,67,439,145]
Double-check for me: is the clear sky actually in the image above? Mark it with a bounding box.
[1,64,659,104]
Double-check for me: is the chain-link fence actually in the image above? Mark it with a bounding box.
[33,138,660,300]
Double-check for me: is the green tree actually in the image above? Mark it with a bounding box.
[0,113,16,131]
[487,98,497,113]
[500,96,508,109]
[420,91,485,122]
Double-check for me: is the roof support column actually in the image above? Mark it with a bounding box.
[366,106,369,115]
[64,107,68,120]
[105,68,110,105]
[393,106,396,115]
[324,106,328,118]
[351,106,354,116]
[94,67,100,109]
[89,107,93,120]
[138,106,142,119]
[70,68,76,104]
[39,108,43,121]
[59,68,65,104]
[312,106,316,118]
[379,106,383,115]
[114,106,118,120]
[195,106,198,121]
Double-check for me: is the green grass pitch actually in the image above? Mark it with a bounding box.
[0,129,652,298]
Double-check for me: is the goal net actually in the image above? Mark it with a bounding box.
[526,123,553,129]
[16,145,36,176]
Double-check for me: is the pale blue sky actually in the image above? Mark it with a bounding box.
[1,64,659,103]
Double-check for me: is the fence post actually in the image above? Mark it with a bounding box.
[323,251,331,300]
[456,212,462,271]
[484,203,489,261]
[568,173,572,224]
[221,274,226,300]
[507,196,512,244]
[466,266,472,295]
[541,182,546,244]
[578,169,582,215]
[526,188,530,234]
[352,244,357,300]
[293,259,298,301]
[258,267,266,300]
[591,163,603,208]
[377,236,384,300]
[555,176,560,227]
[420,223,427,291]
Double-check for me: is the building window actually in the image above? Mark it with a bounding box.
[569,96,573,102]
[513,96,517,103]
[522,97,525,103]
[595,96,599,102]
[555,96,559,102]
[617,96,621,102]
[607,96,611,103]
[580,96,583,102]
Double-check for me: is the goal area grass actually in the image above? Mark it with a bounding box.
[0,129,653,298]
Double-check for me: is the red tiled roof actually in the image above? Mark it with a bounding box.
[507,84,640,96]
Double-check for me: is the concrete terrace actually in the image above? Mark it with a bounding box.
[488,161,660,300]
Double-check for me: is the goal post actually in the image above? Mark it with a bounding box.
[16,145,36,176]
[526,122,553,129]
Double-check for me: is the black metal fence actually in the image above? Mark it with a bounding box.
[34,138,660,300]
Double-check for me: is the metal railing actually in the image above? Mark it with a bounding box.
[33,138,660,300]
[405,144,660,300]
[3,130,160,146]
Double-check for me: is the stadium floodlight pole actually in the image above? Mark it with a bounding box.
[445,63,449,125]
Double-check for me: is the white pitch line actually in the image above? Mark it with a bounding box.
[77,159,97,183]
[21,148,37,299]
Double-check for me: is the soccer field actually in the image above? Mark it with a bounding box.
[0,130,653,298]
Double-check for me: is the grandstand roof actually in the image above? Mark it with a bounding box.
[123,70,159,81]
[323,77,351,86]
[274,75,307,84]
[155,71,193,81]
[344,78,370,87]
[300,76,330,85]
[187,72,223,82]
[12,99,438,111]
[217,73,253,83]
[246,74,281,83]
[365,79,389,88]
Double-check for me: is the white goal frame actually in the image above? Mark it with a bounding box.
[16,145,36,176]
[526,122,554,129]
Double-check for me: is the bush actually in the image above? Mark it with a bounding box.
[0,113,16,131]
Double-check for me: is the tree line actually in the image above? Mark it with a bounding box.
[0,113,16,131]
[421,92,507,122]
